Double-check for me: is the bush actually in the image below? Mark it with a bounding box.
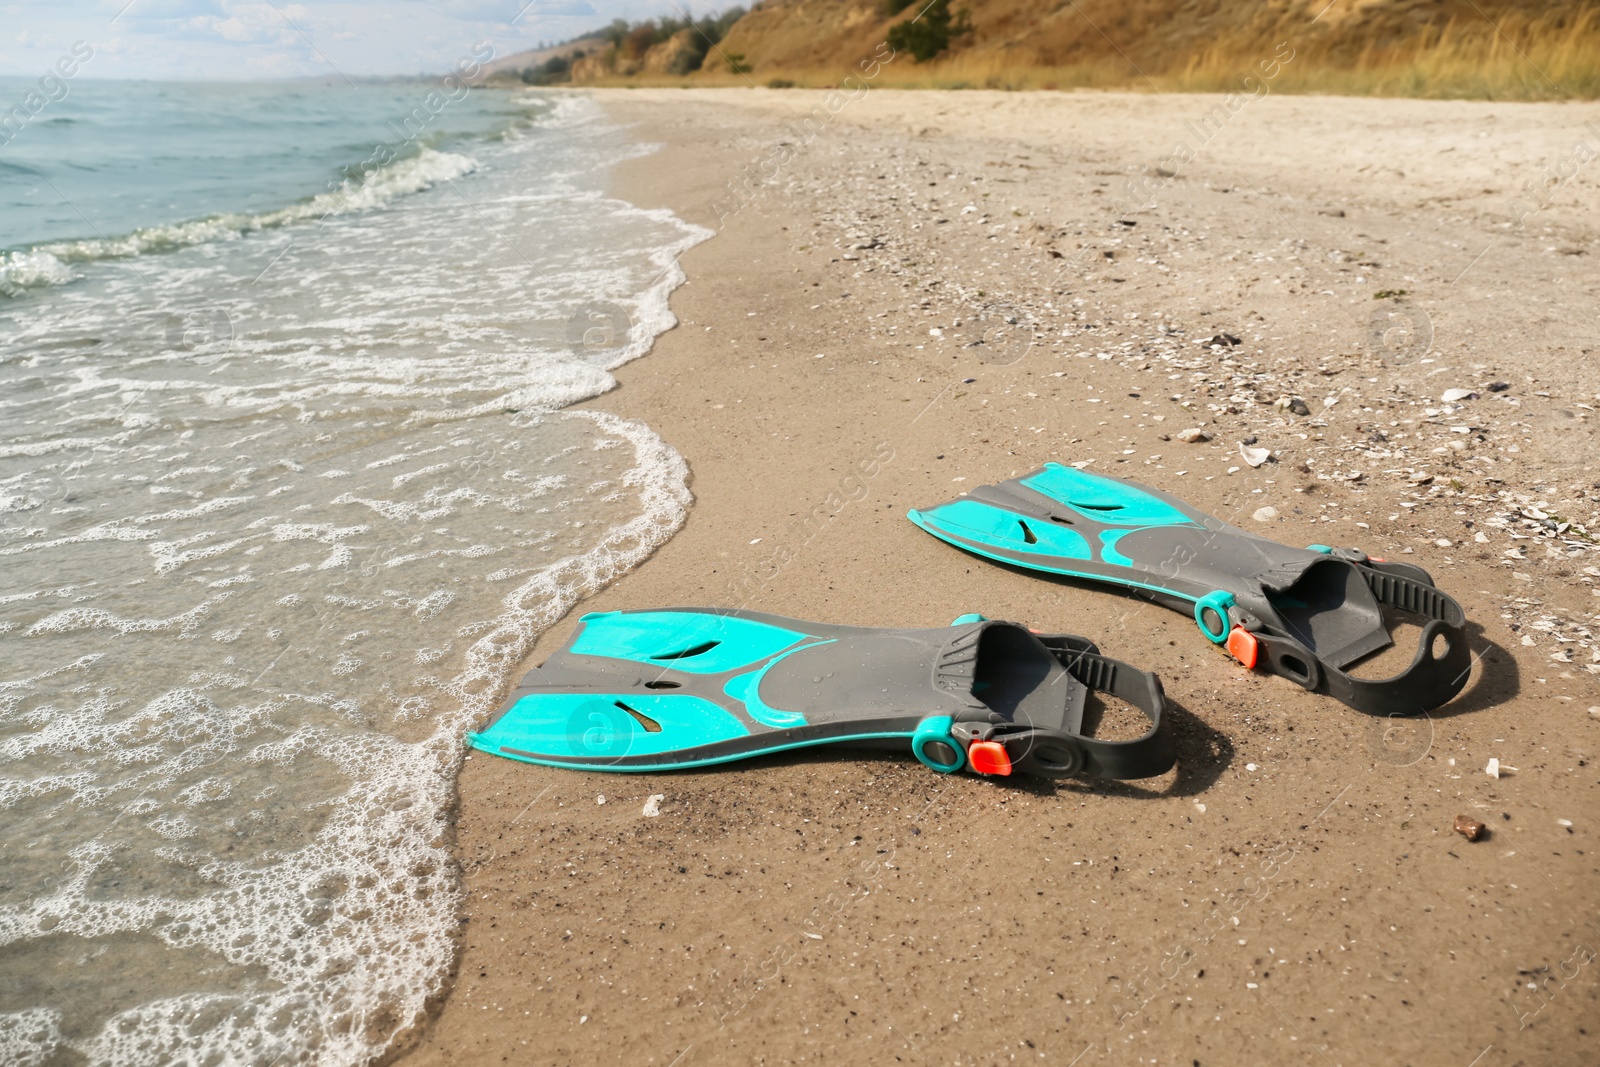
[559,7,748,78]
[725,51,752,74]
[623,23,658,60]
[521,54,573,85]
[687,8,749,73]
[767,78,796,88]
[645,7,749,74]
[886,0,970,63]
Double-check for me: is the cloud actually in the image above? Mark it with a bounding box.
[511,0,600,18]
[106,0,330,49]
[2,0,741,79]
[195,2,313,45]
[428,0,599,27]
[106,0,223,18]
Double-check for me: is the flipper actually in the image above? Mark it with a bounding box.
[468,608,1174,781]
[909,463,1471,715]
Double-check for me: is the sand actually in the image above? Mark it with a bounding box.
[393,88,1599,1066]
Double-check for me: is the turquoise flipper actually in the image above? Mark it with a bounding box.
[471,693,749,760]
[569,610,809,673]
[910,464,1474,716]
[1018,463,1194,527]
[469,608,1174,780]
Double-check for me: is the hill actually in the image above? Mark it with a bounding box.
[484,9,748,86]
[479,36,609,82]
[513,0,1600,98]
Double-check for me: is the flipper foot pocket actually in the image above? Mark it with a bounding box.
[911,464,1474,715]
[470,607,1174,781]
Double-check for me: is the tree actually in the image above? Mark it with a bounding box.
[521,55,573,85]
[886,0,970,63]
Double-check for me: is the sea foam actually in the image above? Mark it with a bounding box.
[0,92,707,1065]
[0,148,478,296]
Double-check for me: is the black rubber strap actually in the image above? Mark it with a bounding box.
[1254,564,1471,716]
[996,645,1176,781]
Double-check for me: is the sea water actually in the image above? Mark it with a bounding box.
[0,81,705,1065]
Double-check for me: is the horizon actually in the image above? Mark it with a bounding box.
[0,0,744,81]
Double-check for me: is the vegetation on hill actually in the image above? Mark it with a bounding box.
[519,8,747,84]
[884,0,971,63]
[497,0,1599,99]
[522,52,582,85]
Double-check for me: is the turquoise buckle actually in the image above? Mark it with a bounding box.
[913,715,965,773]
[1194,591,1236,644]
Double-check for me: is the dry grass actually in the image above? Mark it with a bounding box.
[1170,7,1600,99]
[579,1,1600,99]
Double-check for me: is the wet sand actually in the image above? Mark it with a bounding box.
[396,89,1600,1067]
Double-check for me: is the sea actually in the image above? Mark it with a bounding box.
[0,79,706,1065]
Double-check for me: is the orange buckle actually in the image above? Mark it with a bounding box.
[967,740,1013,776]
[1226,627,1260,669]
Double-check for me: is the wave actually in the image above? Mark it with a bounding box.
[0,89,714,1066]
[0,147,478,297]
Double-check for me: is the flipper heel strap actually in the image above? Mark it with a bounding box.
[1335,562,1470,715]
[1234,560,1471,715]
[950,640,1173,781]
[911,463,1479,715]
[471,608,1176,781]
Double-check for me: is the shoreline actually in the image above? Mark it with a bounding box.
[397,88,1598,1066]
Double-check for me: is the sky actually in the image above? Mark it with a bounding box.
[0,0,736,79]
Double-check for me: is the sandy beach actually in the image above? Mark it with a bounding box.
[395,88,1599,1067]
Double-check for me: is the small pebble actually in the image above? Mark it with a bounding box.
[1454,814,1485,841]
[642,794,666,817]
[1441,387,1477,402]
[1253,506,1278,522]
[1176,427,1211,443]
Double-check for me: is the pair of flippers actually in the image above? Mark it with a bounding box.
[469,465,1471,782]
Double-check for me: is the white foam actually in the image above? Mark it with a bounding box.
[0,1008,65,1067]
[0,251,74,295]
[0,412,691,1066]
[0,148,477,294]
[0,92,708,1067]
